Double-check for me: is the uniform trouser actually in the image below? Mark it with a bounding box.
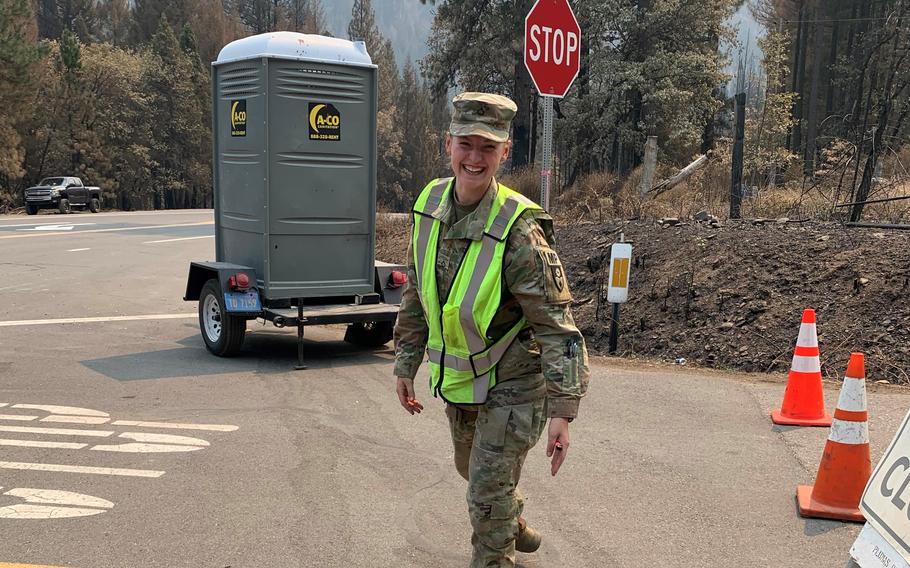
[445,398,548,568]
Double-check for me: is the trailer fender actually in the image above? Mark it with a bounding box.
[184,261,258,301]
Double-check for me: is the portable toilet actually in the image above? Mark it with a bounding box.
[211,32,378,301]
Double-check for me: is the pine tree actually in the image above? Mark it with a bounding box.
[421,0,536,169]
[34,0,98,41]
[0,0,46,188]
[284,0,328,33]
[397,59,439,201]
[142,15,207,209]
[348,0,405,208]
[132,0,194,45]
[96,0,131,46]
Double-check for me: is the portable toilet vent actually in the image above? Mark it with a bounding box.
[212,32,378,301]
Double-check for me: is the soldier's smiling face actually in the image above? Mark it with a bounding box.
[446,134,511,196]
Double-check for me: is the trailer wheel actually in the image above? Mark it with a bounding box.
[58,199,71,214]
[89,198,100,213]
[199,279,246,356]
[344,321,394,347]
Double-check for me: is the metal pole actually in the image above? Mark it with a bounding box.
[295,303,306,370]
[609,303,620,354]
[730,92,746,219]
[540,96,554,210]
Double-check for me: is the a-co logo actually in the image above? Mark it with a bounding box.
[230,100,247,137]
[309,103,341,141]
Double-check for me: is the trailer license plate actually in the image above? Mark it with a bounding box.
[224,290,260,313]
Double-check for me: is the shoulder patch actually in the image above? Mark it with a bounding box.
[538,246,572,304]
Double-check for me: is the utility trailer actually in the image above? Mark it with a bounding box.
[184,32,405,368]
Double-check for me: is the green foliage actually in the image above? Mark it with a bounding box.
[59,28,82,73]
[744,29,796,186]
[0,0,436,213]
[396,60,441,205]
[558,0,737,181]
[0,0,47,181]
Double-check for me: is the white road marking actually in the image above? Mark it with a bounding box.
[91,432,209,453]
[0,425,113,437]
[17,225,81,232]
[91,443,205,453]
[40,415,110,425]
[112,420,239,432]
[0,488,113,520]
[0,403,7,407]
[0,222,95,229]
[13,404,108,417]
[0,461,164,478]
[0,313,197,327]
[4,488,113,508]
[0,221,213,240]
[0,503,109,519]
[144,235,214,244]
[0,415,38,421]
[0,439,87,449]
[118,432,208,445]
[67,248,90,252]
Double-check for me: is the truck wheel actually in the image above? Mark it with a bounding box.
[344,321,394,347]
[58,199,71,214]
[198,279,246,357]
[89,198,100,213]
[26,204,38,215]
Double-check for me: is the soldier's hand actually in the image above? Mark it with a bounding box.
[396,377,423,415]
[546,417,570,476]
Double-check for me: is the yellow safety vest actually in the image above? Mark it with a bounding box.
[412,178,542,404]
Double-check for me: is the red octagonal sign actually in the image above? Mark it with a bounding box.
[524,0,581,98]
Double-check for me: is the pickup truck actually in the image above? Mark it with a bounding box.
[24,176,102,215]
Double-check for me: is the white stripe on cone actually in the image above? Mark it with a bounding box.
[837,377,867,412]
[791,354,822,374]
[828,418,869,445]
[796,323,819,347]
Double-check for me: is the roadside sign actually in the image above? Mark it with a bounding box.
[860,408,910,562]
[524,0,582,210]
[607,243,632,303]
[524,0,582,98]
[852,522,910,568]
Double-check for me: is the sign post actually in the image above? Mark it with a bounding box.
[524,0,581,210]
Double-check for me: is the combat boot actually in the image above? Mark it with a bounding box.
[515,516,541,553]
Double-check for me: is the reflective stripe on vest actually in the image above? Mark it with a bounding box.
[411,178,541,404]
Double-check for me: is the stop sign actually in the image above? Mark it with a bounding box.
[524,0,581,98]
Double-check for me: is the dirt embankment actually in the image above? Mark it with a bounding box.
[376,215,910,384]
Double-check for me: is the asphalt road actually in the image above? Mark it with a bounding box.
[0,209,907,568]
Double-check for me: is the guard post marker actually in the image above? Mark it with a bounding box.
[797,353,871,522]
[607,236,632,353]
[772,308,832,426]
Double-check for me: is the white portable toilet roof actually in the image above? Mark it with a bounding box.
[215,32,374,67]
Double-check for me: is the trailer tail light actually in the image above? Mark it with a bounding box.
[227,273,251,291]
[388,270,408,289]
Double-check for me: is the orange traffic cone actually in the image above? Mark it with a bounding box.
[772,308,832,426]
[797,353,871,522]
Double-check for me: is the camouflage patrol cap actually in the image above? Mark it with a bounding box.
[449,92,517,143]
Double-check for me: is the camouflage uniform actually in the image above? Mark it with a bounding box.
[394,174,590,567]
